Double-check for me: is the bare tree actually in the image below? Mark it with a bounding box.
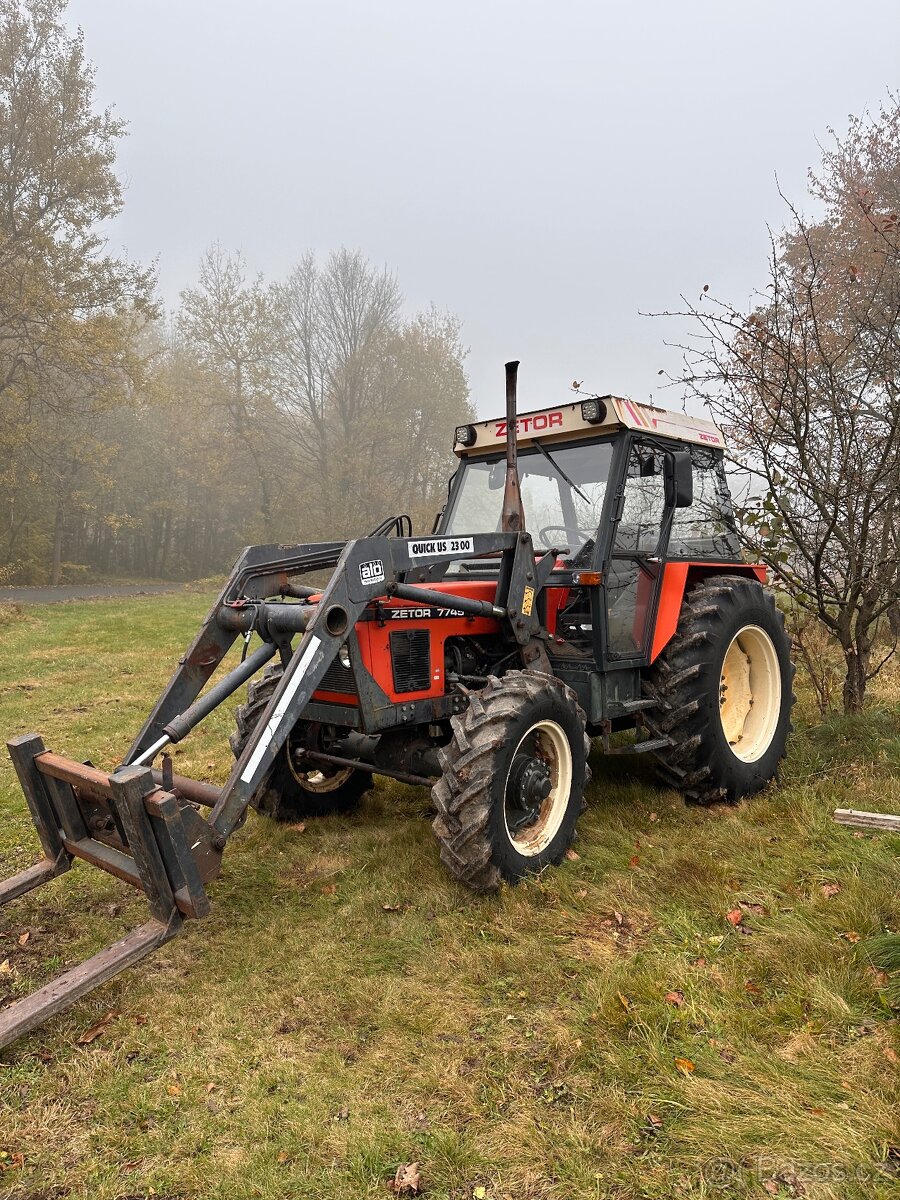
[659,99,900,711]
[179,246,284,538]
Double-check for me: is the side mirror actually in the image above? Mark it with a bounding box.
[666,451,693,508]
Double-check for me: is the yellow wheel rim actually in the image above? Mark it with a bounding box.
[719,625,782,763]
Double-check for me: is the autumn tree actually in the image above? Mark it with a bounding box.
[178,246,287,540]
[270,248,472,538]
[0,0,155,580]
[664,98,900,711]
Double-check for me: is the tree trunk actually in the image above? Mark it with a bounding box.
[50,501,65,586]
[842,646,868,713]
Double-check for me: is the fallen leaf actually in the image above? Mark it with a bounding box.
[321,884,337,895]
[647,1112,663,1129]
[649,812,659,822]
[692,957,707,968]
[133,1013,149,1026]
[277,1151,289,1164]
[763,1181,779,1195]
[616,991,631,1011]
[576,888,588,899]
[287,822,306,833]
[17,931,29,947]
[473,1189,488,1200]
[613,911,624,925]
[382,904,401,912]
[629,855,640,869]
[77,1009,119,1045]
[167,1083,182,1097]
[739,900,767,916]
[122,1159,142,1171]
[726,909,743,927]
[390,1161,422,1195]
[564,848,580,861]
[674,1056,695,1075]
[840,931,861,944]
[206,1082,218,1093]
[664,990,685,1008]
[883,1047,898,1065]
[820,882,840,899]
[0,959,11,974]
[744,980,762,995]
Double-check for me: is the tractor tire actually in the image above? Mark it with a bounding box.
[431,670,591,893]
[643,575,794,806]
[230,661,373,821]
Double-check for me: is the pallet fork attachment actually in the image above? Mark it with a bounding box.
[0,736,219,1049]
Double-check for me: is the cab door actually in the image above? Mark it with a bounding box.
[602,441,671,662]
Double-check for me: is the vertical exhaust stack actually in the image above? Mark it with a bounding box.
[501,360,526,533]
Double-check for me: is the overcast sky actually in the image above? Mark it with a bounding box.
[68,0,899,418]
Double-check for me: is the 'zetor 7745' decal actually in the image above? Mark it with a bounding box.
[389,606,465,620]
[409,537,474,557]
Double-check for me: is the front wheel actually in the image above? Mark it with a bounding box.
[431,671,591,892]
[644,575,794,805]
[230,661,373,820]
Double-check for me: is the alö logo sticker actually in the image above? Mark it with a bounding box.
[359,559,385,585]
[409,537,474,558]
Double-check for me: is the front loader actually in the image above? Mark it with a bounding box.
[0,362,794,1049]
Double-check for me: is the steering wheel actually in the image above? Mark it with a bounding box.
[538,525,590,553]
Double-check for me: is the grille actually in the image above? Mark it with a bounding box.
[390,630,431,693]
[317,656,358,695]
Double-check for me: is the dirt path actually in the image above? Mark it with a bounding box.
[0,582,192,604]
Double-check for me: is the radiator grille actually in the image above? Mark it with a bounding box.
[317,656,358,695]
[390,630,431,693]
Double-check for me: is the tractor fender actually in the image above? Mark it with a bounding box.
[649,561,767,663]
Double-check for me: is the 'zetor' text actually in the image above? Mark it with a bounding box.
[494,411,563,437]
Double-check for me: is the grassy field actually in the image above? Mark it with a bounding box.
[0,593,897,1200]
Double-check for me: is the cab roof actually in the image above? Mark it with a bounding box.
[453,396,724,456]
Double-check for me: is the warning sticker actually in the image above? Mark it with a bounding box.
[522,586,535,616]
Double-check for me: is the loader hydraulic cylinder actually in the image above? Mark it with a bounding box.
[132,641,277,766]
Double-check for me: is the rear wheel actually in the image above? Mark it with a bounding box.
[230,661,372,820]
[643,575,794,805]
[432,671,591,892]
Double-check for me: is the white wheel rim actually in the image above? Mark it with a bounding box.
[287,750,354,793]
[503,719,573,856]
[719,624,782,763]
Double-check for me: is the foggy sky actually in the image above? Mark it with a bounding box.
[68,0,899,418]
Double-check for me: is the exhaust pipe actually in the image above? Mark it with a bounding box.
[501,359,525,534]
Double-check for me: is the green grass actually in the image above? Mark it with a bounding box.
[0,595,898,1200]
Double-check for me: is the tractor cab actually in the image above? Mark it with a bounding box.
[438,396,743,675]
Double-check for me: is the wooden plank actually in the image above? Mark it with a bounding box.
[0,917,180,1050]
[833,808,900,833]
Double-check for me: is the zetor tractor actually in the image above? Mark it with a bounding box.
[0,362,792,1048]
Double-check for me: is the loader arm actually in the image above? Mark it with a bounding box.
[0,528,553,1050]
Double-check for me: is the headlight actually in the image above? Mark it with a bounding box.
[580,398,607,424]
[454,424,476,447]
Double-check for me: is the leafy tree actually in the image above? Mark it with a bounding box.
[663,98,900,711]
[0,0,155,581]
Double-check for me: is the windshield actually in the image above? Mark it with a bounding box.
[442,441,614,560]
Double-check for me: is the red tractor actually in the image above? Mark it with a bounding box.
[0,362,792,1047]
